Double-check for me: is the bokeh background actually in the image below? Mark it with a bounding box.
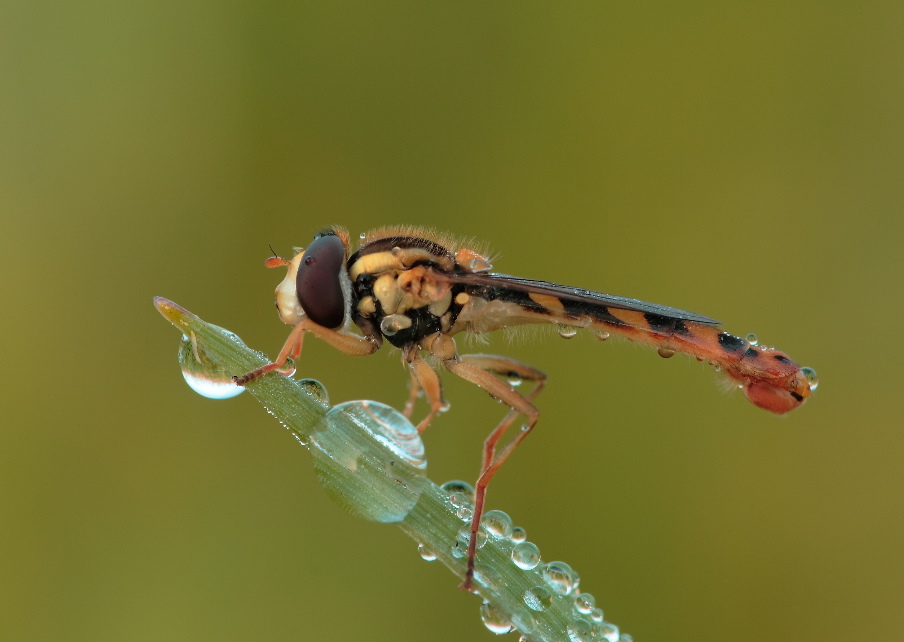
[2,3,901,640]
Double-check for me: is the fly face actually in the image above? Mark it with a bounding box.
[272,230,352,329]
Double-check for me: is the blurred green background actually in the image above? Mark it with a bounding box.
[2,2,901,640]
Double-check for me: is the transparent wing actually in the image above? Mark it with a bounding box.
[450,272,720,325]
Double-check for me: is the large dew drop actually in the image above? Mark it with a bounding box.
[310,401,427,523]
[178,332,244,399]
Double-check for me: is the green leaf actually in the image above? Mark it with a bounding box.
[155,297,626,641]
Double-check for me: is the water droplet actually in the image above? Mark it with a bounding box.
[566,618,593,642]
[506,372,524,387]
[359,232,366,241]
[380,314,412,337]
[511,541,541,570]
[657,347,675,359]
[595,331,610,341]
[456,505,474,522]
[598,622,620,642]
[442,480,475,512]
[457,526,487,552]
[310,401,427,523]
[590,607,604,623]
[511,526,527,543]
[542,561,578,596]
[523,585,552,611]
[574,592,596,615]
[558,326,578,339]
[482,510,514,539]
[178,332,245,399]
[745,333,759,346]
[418,543,437,561]
[441,480,474,496]
[480,600,513,634]
[618,633,633,642]
[275,357,296,377]
[297,378,330,407]
[801,366,819,391]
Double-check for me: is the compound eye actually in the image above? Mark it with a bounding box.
[296,233,346,328]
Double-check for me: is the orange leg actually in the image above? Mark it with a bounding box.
[402,367,421,420]
[234,319,379,385]
[459,354,547,473]
[440,354,547,591]
[404,346,448,434]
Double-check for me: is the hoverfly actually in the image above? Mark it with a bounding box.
[235,226,817,590]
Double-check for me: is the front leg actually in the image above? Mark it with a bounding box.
[234,319,380,385]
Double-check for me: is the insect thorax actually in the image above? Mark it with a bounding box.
[347,246,464,348]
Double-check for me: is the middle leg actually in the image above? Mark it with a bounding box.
[442,354,548,590]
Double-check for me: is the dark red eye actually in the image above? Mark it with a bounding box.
[296,233,346,328]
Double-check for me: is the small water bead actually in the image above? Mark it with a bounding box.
[510,611,538,637]
[589,607,604,623]
[275,357,297,377]
[456,505,474,521]
[595,330,610,341]
[418,543,437,561]
[507,372,524,387]
[457,526,488,551]
[745,333,759,346]
[573,592,596,615]
[801,366,819,391]
[558,326,579,339]
[380,314,412,337]
[598,622,620,642]
[441,480,475,499]
[618,634,633,642]
[511,541,541,570]
[657,347,676,359]
[480,600,514,635]
[297,378,330,408]
[482,510,514,540]
[522,585,552,612]
[178,333,245,399]
[511,526,527,543]
[542,561,578,596]
[566,619,593,642]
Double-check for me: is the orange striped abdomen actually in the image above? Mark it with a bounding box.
[598,308,816,414]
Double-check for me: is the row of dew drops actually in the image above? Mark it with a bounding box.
[178,333,630,639]
[420,480,632,642]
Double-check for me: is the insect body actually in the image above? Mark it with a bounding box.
[235,225,817,590]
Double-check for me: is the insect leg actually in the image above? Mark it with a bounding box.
[404,347,447,434]
[402,367,421,420]
[459,354,547,473]
[442,357,541,591]
[234,320,379,385]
